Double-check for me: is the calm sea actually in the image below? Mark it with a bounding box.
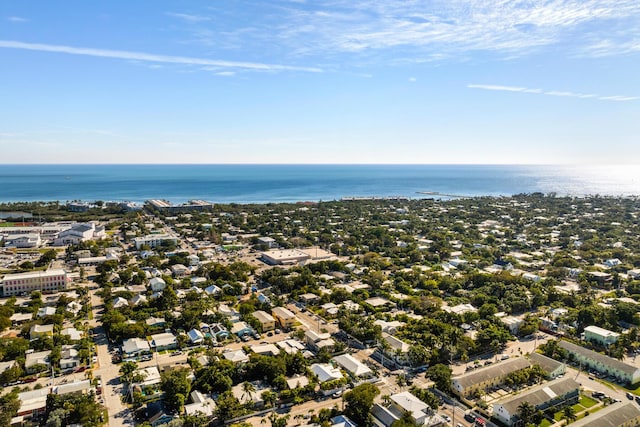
[0,164,638,204]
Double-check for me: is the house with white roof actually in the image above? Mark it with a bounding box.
[150,332,178,351]
[61,327,83,341]
[230,321,254,337]
[130,294,147,306]
[332,354,373,380]
[584,325,620,346]
[311,363,343,383]
[381,333,411,366]
[184,390,216,418]
[223,349,249,364]
[305,329,335,353]
[149,277,166,292]
[372,391,445,427]
[112,296,128,308]
[251,344,280,356]
[30,324,54,339]
[25,350,51,374]
[60,346,80,370]
[204,284,222,296]
[122,337,151,358]
[37,306,56,318]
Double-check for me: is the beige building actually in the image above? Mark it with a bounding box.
[451,357,531,398]
[272,306,297,329]
[253,310,276,332]
[261,249,311,265]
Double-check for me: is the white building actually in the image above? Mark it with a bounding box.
[122,337,151,358]
[150,332,178,351]
[372,391,445,427]
[149,277,166,292]
[311,363,343,383]
[3,234,42,248]
[332,354,373,379]
[584,325,620,346]
[133,234,178,250]
[493,378,580,426]
[53,223,105,246]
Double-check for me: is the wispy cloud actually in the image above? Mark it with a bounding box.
[166,12,210,22]
[7,16,28,23]
[0,40,323,73]
[468,84,638,102]
[180,1,640,62]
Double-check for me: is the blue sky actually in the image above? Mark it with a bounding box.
[1,0,639,164]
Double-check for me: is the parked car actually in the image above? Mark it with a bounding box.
[627,392,634,400]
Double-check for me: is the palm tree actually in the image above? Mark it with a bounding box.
[517,401,535,425]
[563,405,576,422]
[382,395,391,406]
[242,381,256,404]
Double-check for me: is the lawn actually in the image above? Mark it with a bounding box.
[579,396,597,408]
[539,419,553,427]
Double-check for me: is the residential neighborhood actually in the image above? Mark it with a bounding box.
[3,195,640,427]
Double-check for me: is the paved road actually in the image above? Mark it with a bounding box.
[88,288,134,427]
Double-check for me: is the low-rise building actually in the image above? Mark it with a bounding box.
[251,344,280,356]
[305,330,335,352]
[122,337,151,359]
[493,378,580,427]
[569,401,640,427]
[528,352,566,379]
[381,333,411,366]
[150,332,178,351]
[30,324,54,340]
[272,306,297,329]
[1,269,67,297]
[25,350,51,374]
[223,349,250,364]
[584,325,620,346]
[16,387,50,419]
[333,354,373,380]
[149,277,166,292]
[311,363,343,383]
[558,340,640,385]
[230,321,254,337]
[253,310,276,332]
[134,234,178,250]
[184,390,216,418]
[371,391,445,427]
[188,329,205,345]
[260,249,311,265]
[451,357,531,398]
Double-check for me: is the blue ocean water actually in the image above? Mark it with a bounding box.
[0,164,638,204]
